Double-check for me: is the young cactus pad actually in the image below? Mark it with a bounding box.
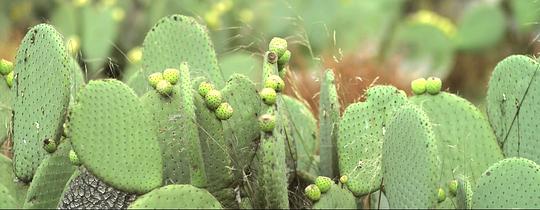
[128,184,222,209]
[383,104,441,208]
[486,55,540,163]
[12,24,71,182]
[69,79,162,194]
[319,69,340,178]
[337,85,407,196]
[312,183,357,209]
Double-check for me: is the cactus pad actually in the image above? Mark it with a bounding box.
[129,14,223,95]
[383,104,441,208]
[0,184,17,208]
[23,140,76,209]
[338,85,407,196]
[471,158,540,208]
[12,24,71,182]
[312,184,357,209]
[70,79,162,193]
[58,169,137,209]
[0,155,27,207]
[128,184,222,209]
[455,175,473,209]
[486,55,540,163]
[319,69,340,178]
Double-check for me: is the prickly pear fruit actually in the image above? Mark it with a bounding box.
[0,59,13,75]
[305,184,321,201]
[449,180,458,196]
[278,50,291,66]
[260,87,277,105]
[148,72,164,88]
[269,37,288,57]
[43,139,57,153]
[69,150,81,166]
[437,188,446,203]
[156,80,173,96]
[205,89,223,110]
[339,175,348,184]
[198,82,214,97]
[426,77,442,95]
[315,176,333,193]
[411,78,427,95]
[5,71,13,88]
[128,46,142,63]
[264,75,285,92]
[215,102,233,120]
[162,68,180,85]
[259,114,276,133]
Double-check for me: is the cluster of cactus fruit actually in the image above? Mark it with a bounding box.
[0,13,539,209]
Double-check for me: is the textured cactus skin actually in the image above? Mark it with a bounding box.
[23,140,75,209]
[383,104,441,208]
[312,184,357,209]
[0,184,17,208]
[282,95,318,176]
[472,158,540,208]
[410,92,503,189]
[486,55,540,163]
[319,69,340,178]
[128,184,222,209]
[0,155,27,208]
[128,15,224,95]
[58,169,137,209]
[0,76,12,146]
[70,79,162,193]
[12,24,71,182]
[338,85,407,196]
[455,175,473,209]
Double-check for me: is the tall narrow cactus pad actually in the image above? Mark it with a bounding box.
[0,155,27,207]
[282,95,318,176]
[128,184,222,209]
[192,78,235,208]
[410,92,503,189]
[338,86,407,196]
[312,183,357,209]
[58,169,136,209]
[23,140,76,209]
[70,79,162,193]
[471,158,540,208]
[141,65,207,188]
[319,69,340,178]
[0,77,12,145]
[383,104,441,208]
[12,24,71,182]
[221,74,262,174]
[129,14,223,95]
[486,55,540,163]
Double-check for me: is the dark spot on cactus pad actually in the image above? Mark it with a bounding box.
[485,171,490,176]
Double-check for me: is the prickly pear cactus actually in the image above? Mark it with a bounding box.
[319,69,340,178]
[455,175,473,209]
[312,183,357,209]
[486,55,540,164]
[471,158,540,208]
[12,24,71,182]
[23,140,75,209]
[128,184,222,209]
[0,155,27,208]
[337,85,407,196]
[410,92,503,190]
[0,184,17,208]
[58,168,137,209]
[127,15,224,95]
[0,75,12,146]
[383,104,441,208]
[141,64,207,188]
[70,79,162,193]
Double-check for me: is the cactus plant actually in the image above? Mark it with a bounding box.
[128,184,222,209]
[319,69,340,178]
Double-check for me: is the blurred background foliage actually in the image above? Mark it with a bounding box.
[0,0,539,116]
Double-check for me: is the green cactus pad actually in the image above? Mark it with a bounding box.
[312,184,357,209]
[12,24,71,182]
[221,74,262,174]
[282,95,318,176]
[0,184,17,208]
[70,79,162,193]
[486,55,540,163]
[410,92,503,189]
[338,85,407,196]
[370,190,390,209]
[319,69,340,178]
[58,169,136,209]
[0,155,27,207]
[129,14,224,95]
[456,3,505,50]
[0,75,12,146]
[128,184,222,209]
[471,158,540,208]
[455,175,473,209]
[383,104,441,208]
[23,140,76,209]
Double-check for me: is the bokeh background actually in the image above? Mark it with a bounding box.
[1,0,539,117]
